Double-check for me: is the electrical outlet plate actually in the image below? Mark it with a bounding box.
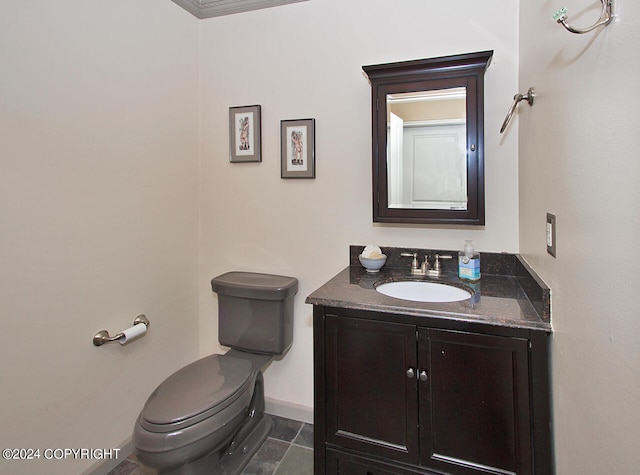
[546,213,556,257]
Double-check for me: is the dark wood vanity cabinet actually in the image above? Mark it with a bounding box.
[315,307,552,475]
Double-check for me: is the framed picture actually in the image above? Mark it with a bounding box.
[281,118,315,178]
[229,105,261,162]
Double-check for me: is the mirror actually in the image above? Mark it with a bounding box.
[387,87,467,210]
[363,51,492,225]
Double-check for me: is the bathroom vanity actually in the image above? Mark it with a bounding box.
[307,247,553,475]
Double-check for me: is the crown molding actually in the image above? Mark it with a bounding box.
[171,0,308,19]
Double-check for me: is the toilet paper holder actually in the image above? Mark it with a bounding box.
[93,314,150,346]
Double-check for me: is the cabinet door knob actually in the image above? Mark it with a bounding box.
[406,368,415,379]
[419,370,428,381]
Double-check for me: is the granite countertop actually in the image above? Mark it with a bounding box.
[305,246,552,332]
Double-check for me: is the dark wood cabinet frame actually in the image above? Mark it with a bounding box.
[363,51,493,225]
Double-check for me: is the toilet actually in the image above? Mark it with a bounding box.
[132,271,298,474]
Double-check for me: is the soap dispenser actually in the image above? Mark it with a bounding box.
[458,240,481,281]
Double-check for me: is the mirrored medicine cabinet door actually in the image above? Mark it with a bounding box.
[363,51,493,225]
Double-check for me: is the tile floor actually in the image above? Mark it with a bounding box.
[107,415,313,475]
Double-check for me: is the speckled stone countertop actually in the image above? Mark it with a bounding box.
[305,246,551,332]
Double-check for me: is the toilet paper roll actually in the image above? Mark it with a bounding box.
[118,323,147,345]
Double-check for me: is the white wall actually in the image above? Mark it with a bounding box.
[199,0,520,413]
[519,1,640,472]
[0,2,200,474]
[13,1,627,473]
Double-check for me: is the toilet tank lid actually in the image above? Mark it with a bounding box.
[211,272,298,301]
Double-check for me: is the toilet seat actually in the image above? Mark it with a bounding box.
[140,354,254,433]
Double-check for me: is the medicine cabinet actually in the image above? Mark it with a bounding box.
[363,51,493,225]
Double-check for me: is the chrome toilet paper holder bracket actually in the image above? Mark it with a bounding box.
[93,314,150,346]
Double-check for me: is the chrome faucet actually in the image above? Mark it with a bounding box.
[401,252,453,277]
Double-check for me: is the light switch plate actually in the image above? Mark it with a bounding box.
[546,213,556,257]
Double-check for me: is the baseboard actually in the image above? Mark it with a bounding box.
[83,438,133,475]
[265,397,314,425]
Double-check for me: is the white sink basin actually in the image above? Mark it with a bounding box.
[376,281,471,303]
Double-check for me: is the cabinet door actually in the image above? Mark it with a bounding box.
[418,329,532,475]
[327,448,427,475]
[326,315,419,464]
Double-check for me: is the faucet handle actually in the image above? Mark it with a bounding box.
[400,252,419,270]
[433,254,453,271]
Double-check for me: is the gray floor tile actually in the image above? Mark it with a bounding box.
[293,423,313,449]
[125,454,157,475]
[130,464,159,475]
[106,459,138,475]
[241,438,289,475]
[273,445,313,475]
[269,415,303,443]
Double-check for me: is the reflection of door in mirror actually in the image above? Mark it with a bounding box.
[387,88,467,210]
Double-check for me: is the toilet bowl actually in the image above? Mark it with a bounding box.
[132,272,298,475]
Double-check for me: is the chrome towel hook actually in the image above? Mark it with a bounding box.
[500,87,535,134]
[552,0,613,35]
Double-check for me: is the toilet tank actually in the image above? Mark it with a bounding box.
[211,272,298,355]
